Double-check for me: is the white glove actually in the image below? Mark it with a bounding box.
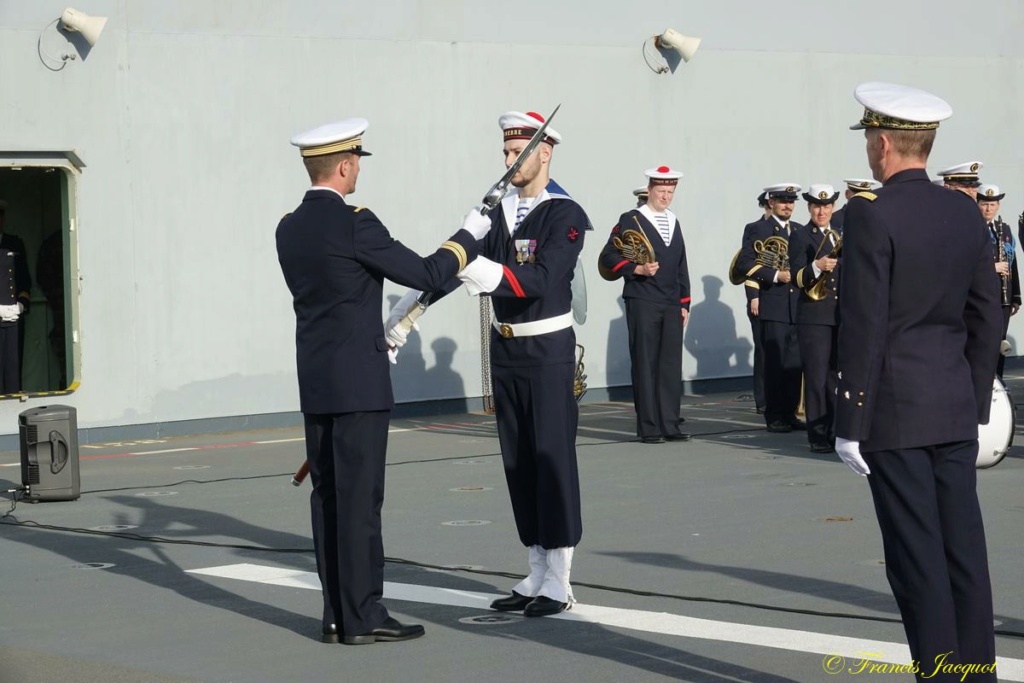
[0,304,19,322]
[835,437,871,476]
[387,347,399,365]
[458,256,503,296]
[461,206,492,240]
[384,290,423,348]
[17,302,25,314]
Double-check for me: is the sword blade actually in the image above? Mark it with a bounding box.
[479,104,561,215]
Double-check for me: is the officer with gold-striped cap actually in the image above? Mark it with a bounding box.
[277,116,487,645]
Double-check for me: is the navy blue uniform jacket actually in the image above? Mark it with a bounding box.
[736,217,802,323]
[433,180,589,368]
[598,209,691,310]
[276,189,478,414]
[834,170,1002,451]
[789,223,840,326]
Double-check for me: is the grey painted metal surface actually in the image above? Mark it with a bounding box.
[1,1,1022,435]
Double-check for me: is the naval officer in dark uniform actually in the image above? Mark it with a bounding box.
[0,199,32,394]
[388,110,589,618]
[977,183,1020,378]
[599,165,692,444]
[835,82,1001,681]
[938,160,983,200]
[789,184,841,453]
[276,118,487,644]
[736,184,804,432]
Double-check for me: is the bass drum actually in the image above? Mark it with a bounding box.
[977,378,1015,469]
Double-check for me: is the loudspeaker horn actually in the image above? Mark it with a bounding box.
[656,28,701,63]
[60,7,107,47]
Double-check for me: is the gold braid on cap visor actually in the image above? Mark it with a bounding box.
[300,136,365,157]
[858,108,940,130]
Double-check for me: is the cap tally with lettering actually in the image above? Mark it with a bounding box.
[850,82,952,131]
[645,165,684,186]
[499,111,562,145]
[290,118,372,157]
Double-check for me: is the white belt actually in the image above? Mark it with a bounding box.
[492,312,573,339]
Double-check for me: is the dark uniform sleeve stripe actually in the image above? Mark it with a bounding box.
[502,265,526,298]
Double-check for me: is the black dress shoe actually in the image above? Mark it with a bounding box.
[321,624,339,644]
[641,436,666,444]
[665,433,692,442]
[678,416,687,424]
[809,442,835,454]
[766,421,793,433]
[788,418,807,431]
[343,617,425,645]
[523,596,568,618]
[490,591,533,612]
[755,406,766,415]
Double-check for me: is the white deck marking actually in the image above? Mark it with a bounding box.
[187,563,1024,679]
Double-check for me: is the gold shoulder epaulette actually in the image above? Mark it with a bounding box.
[852,191,877,201]
[353,206,367,213]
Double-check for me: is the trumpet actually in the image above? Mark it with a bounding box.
[807,233,842,301]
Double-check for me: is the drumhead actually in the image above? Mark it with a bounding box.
[977,378,1015,469]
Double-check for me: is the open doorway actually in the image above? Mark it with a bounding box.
[0,161,77,398]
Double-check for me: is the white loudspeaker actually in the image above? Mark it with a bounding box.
[657,28,701,63]
[60,7,107,47]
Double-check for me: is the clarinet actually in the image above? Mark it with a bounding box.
[998,216,1011,306]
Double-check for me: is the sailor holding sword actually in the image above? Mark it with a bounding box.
[386,107,592,617]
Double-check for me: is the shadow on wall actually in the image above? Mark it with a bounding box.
[387,295,466,411]
[685,275,752,380]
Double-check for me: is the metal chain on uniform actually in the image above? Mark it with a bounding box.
[479,296,495,414]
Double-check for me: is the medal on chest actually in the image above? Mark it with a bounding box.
[514,239,537,265]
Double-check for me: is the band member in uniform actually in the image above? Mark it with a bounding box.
[633,185,649,208]
[835,82,1001,681]
[938,160,983,199]
[0,199,32,394]
[831,178,878,231]
[599,166,692,444]
[276,118,486,645]
[736,184,804,432]
[977,183,1020,378]
[739,189,771,414]
[789,184,841,453]
[388,110,589,618]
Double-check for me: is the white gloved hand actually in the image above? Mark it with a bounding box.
[461,206,492,240]
[17,302,25,314]
[0,304,19,322]
[387,346,399,365]
[458,256,503,296]
[835,437,871,476]
[384,290,423,348]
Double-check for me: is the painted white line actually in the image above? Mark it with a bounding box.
[0,462,18,467]
[252,438,306,445]
[186,563,1024,679]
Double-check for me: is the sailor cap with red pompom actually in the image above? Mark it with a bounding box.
[498,111,562,145]
[644,165,684,185]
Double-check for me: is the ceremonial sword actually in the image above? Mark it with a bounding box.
[291,106,561,487]
[392,104,562,334]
